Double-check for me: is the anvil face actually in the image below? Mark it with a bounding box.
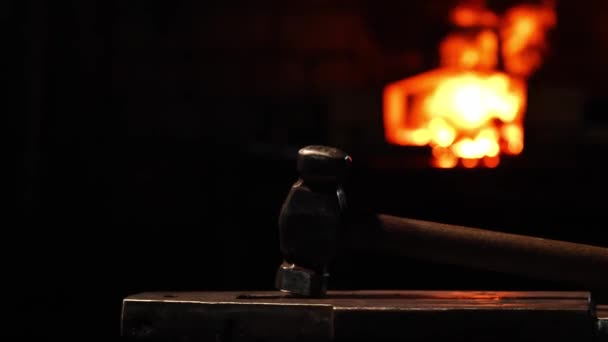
[122,290,606,342]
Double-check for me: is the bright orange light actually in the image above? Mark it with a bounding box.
[383,1,556,168]
[483,156,500,168]
[440,29,498,71]
[462,158,479,168]
[424,73,523,130]
[501,4,557,77]
[432,147,459,168]
[502,123,524,154]
[451,5,499,28]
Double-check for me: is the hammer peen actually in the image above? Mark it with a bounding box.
[275,145,608,297]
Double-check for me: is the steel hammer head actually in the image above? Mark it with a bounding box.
[275,145,351,297]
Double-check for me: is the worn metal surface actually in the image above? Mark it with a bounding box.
[122,290,599,341]
[275,261,329,297]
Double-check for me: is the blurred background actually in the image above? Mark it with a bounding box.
[9,0,608,338]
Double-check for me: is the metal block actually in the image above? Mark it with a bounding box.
[122,290,600,341]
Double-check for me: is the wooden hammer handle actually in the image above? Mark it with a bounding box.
[350,214,608,289]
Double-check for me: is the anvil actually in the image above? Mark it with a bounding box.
[121,290,608,341]
[121,146,608,341]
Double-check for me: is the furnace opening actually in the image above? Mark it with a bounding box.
[383,0,556,168]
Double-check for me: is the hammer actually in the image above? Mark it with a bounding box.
[275,145,608,297]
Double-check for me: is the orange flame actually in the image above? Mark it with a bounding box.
[501,4,557,77]
[383,1,556,168]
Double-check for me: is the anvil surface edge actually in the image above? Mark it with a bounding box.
[122,290,607,341]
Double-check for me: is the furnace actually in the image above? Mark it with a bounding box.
[383,0,557,168]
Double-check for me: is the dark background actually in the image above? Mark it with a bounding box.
[8,0,608,338]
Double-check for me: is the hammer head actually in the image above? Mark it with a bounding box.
[275,146,351,297]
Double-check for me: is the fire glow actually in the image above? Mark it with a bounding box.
[383,1,556,168]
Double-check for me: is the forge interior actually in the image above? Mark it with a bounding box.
[10,0,608,339]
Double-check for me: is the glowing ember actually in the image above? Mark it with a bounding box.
[383,1,556,168]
